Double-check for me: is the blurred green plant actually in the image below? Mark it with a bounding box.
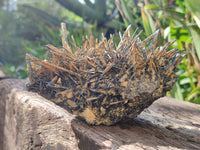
[0,0,118,67]
[1,0,199,104]
[4,64,27,79]
[0,0,70,78]
[116,0,200,103]
[0,9,25,65]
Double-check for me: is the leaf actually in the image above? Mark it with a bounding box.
[141,7,153,36]
[170,27,190,42]
[186,87,200,101]
[150,0,162,8]
[185,0,200,22]
[180,77,197,85]
[144,7,155,32]
[145,4,157,9]
[189,27,200,61]
[120,0,135,24]
[170,82,184,100]
[25,47,33,52]
[185,0,200,28]
[193,15,200,28]
[164,26,170,39]
[160,9,185,19]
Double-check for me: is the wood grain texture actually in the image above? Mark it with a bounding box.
[0,79,200,150]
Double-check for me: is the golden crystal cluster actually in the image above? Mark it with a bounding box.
[26,23,185,125]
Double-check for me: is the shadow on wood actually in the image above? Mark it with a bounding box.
[0,79,200,150]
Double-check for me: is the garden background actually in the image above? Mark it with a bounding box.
[0,0,199,103]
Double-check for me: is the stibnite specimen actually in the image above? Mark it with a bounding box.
[26,23,185,125]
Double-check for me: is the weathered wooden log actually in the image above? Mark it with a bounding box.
[0,79,200,150]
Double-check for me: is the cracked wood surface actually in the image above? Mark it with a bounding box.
[0,79,200,150]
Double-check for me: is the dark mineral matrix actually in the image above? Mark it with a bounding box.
[26,23,185,125]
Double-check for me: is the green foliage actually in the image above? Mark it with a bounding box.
[4,63,27,79]
[116,0,200,103]
[0,10,25,65]
[1,0,199,104]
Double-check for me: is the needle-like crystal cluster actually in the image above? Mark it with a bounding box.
[26,23,185,125]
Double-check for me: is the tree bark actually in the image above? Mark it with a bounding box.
[55,0,98,23]
[21,5,61,26]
